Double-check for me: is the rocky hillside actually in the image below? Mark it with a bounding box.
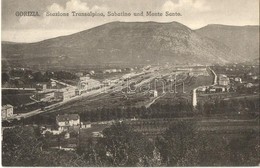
[2,21,244,68]
[196,24,259,62]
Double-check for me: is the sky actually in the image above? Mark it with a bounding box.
[1,0,259,42]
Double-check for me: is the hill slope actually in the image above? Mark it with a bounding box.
[196,24,259,63]
[2,21,242,68]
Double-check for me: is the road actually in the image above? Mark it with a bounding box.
[145,92,166,108]
[192,67,217,107]
[208,66,218,85]
[2,88,36,91]
[223,94,259,100]
[50,78,75,88]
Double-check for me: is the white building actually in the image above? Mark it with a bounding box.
[51,81,56,87]
[75,72,84,77]
[89,71,95,75]
[81,122,91,129]
[80,76,90,81]
[111,69,117,73]
[54,87,75,101]
[84,79,101,90]
[197,87,206,92]
[2,104,13,119]
[209,88,216,92]
[153,90,158,97]
[234,77,242,83]
[218,74,230,86]
[36,83,47,91]
[56,114,80,131]
[102,79,111,86]
[245,83,254,88]
[92,132,103,138]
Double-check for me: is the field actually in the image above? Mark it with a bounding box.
[2,90,35,107]
[125,116,259,139]
[79,124,110,147]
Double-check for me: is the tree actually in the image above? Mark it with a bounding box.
[155,120,199,166]
[227,132,260,166]
[94,122,155,166]
[37,150,87,166]
[2,72,10,84]
[2,126,43,166]
[33,71,45,82]
[2,126,88,166]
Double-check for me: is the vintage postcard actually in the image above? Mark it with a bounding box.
[1,0,259,167]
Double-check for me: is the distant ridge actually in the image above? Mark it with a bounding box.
[2,21,254,68]
[196,24,259,62]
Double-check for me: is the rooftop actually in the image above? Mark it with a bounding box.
[2,104,13,110]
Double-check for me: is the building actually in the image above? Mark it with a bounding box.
[252,76,258,80]
[78,78,101,91]
[78,82,87,90]
[209,88,216,92]
[153,90,158,97]
[56,114,80,131]
[75,89,80,95]
[54,87,75,101]
[80,76,90,81]
[39,91,55,102]
[234,77,242,83]
[81,122,91,129]
[89,70,95,75]
[75,72,84,77]
[176,67,192,71]
[218,74,230,86]
[51,81,56,87]
[36,83,47,91]
[197,87,206,92]
[84,79,101,90]
[102,79,111,86]
[2,104,13,119]
[111,69,117,73]
[245,83,254,88]
[216,86,226,92]
[41,126,62,135]
[92,132,104,138]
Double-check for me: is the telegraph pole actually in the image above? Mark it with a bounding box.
[182,82,186,93]
[192,89,197,107]
[174,74,177,93]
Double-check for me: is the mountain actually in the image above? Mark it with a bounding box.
[196,24,259,62]
[1,41,21,45]
[2,21,245,68]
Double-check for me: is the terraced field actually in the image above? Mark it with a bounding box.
[125,117,259,139]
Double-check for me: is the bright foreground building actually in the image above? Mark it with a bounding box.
[2,104,13,119]
[56,114,80,131]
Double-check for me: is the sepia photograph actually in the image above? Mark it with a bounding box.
[1,0,259,167]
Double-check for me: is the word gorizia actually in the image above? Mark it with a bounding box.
[15,11,40,16]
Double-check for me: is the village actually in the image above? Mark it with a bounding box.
[2,64,258,120]
[2,64,259,153]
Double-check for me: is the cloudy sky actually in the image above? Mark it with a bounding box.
[2,0,259,42]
